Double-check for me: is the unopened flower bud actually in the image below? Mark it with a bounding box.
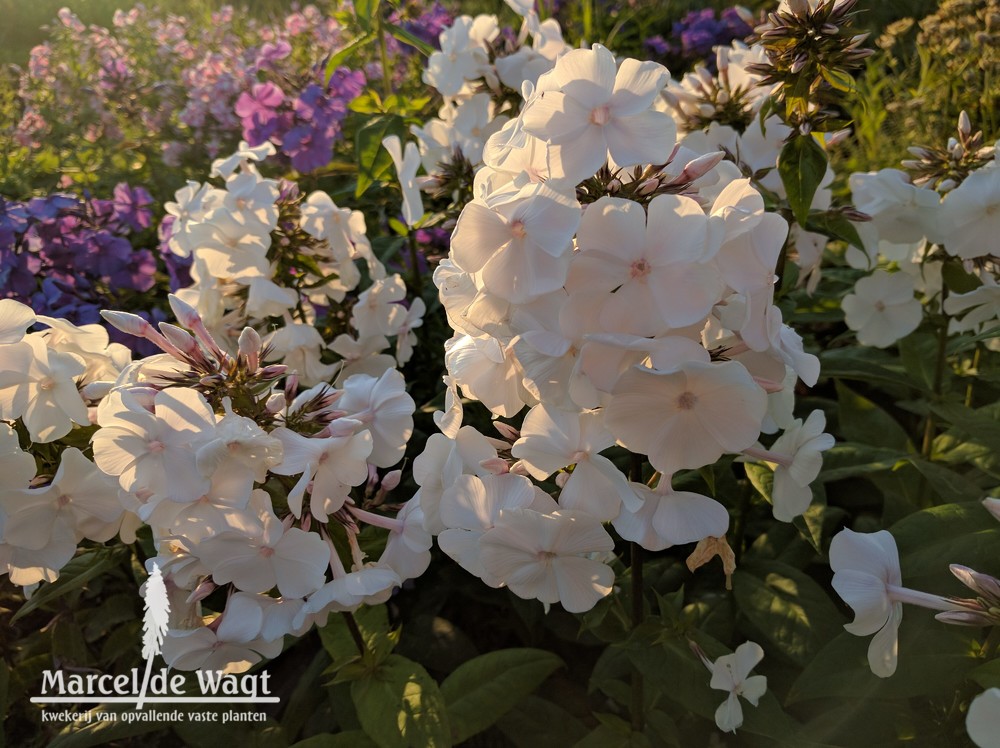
[301,514,312,533]
[555,471,571,489]
[958,110,972,137]
[380,469,402,492]
[785,0,810,16]
[238,327,262,361]
[185,579,217,604]
[265,392,286,413]
[509,460,530,477]
[159,322,200,355]
[167,293,202,329]
[938,179,957,192]
[637,178,660,196]
[789,55,808,75]
[100,310,151,337]
[607,178,621,194]
[983,497,1000,523]
[680,151,725,182]
[284,373,299,400]
[259,364,289,379]
[493,421,520,441]
[479,457,510,475]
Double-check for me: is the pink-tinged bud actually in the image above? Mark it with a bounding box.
[555,471,570,489]
[753,376,785,393]
[367,463,380,490]
[284,373,299,400]
[789,55,808,75]
[479,457,510,475]
[680,151,725,182]
[265,392,286,414]
[935,609,996,626]
[167,293,202,329]
[259,364,289,379]
[716,89,730,105]
[493,421,520,441]
[607,178,622,194]
[380,469,402,492]
[509,460,530,477]
[282,513,295,531]
[199,374,224,387]
[301,513,312,533]
[951,564,1000,601]
[938,179,957,192]
[159,322,199,355]
[101,310,151,337]
[637,178,660,196]
[958,111,972,137]
[185,579,217,604]
[238,327,262,371]
[900,160,924,171]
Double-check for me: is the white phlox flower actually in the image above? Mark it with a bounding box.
[967,688,1000,748]
[742,409,835,522]
[830,528,967,678]
[478,507,615,613]
[270,426,373,520]
[161,592,282,673]
[192,491,330,598]
[450,181,581,304]
[423,15,496,97]
[338,368,415,468]
[936,167,1000,259]
[612,481,730,552]
[91,387,216,513]
[512,404,638,520]
[842,269,922,348]
[521,44,674,182]
[701,641,767,733]
[0,334,89,442]
[605,360,767,476]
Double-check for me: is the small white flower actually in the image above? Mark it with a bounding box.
[704,641,767,733]
[842,269,922,348]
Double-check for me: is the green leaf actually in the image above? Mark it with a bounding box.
[351,655,451,748]
[12,549,120,623]
[744,462,773,502]
[818,443,907,483]
[497,695,589,747]
[897,333,939,394]
[319,607,395,672]
[804,210,863,248]
[778,134,828,226]
[355,114,406,197]
[732,560,844,666]
[573,715,651,748]
[440,648,562,744]
[326,33,376,79]
[291,733,378,748]
[788,626,978,704]
[353,0,381,32]
[820,66,857,93]
[385,22,434,56]
[835,380,912,451]
[906,456,984,503]
[48,705,173,748]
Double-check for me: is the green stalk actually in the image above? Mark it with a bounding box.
[342,611,368,657]
[628,454,644,734]
[376,14,393,103]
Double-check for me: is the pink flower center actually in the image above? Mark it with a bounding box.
[510,219,527,239]
[536,550,557,561]
[676,391,699,410]
[148,440,166,454]
[630,258,652,279]
[874,300,886,312]
[57,494,70,507]
[38,377,56,392]
[259,546,275,558]
[590,105,611,126]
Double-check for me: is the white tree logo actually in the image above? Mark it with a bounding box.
[136,562,170,709]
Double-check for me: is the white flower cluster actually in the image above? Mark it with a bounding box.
[659,41,835,291]
[413,3,570,185]
[407,35,832,615]
[166,141,424,382]
[845,117,1000,348]
[0,146,431,673]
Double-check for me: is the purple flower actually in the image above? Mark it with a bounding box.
[254,40,292,70]
[644,35,670,57]
[283,122,336,173]
[236,81,286,145]
[112,182,154,232]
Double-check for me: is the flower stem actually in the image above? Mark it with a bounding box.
[628,454,644,733]
[342,611,368,658]
[376,12,393,103]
